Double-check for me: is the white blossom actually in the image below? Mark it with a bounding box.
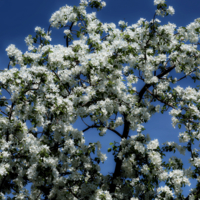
[0,0,199,198]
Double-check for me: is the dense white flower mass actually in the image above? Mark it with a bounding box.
[0,0,200,199]
[64,29,71,35]
[167,6,175,15]
[154,0,165,5]
[147,139,159,150]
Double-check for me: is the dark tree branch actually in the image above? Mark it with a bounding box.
[82,124,122,138]
[66,22,74,47]
[177,69,196,82]
[52,70,70,94]
[7,61,10,70]
[138,65,176,102]
[109,114,130,194]
[47,25,51,36]
[146,88,175,109]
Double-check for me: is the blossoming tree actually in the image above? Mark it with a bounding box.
[0,0,200,199]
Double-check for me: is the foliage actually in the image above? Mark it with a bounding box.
[0,0,200,199]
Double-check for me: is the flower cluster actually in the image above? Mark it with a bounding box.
[0,0,200,199]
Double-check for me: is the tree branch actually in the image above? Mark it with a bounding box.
[138,65,176,102]
[66,22,74,47]
[146,88,175,109]
[109,114,130,194]
[52,70,70,94]
[82,124,122,138]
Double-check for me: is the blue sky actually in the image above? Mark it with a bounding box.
[1,0,200,198]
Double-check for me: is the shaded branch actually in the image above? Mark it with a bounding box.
[177,69,196,82]
[146,88,175,109]
[82,124,122,138]
[138,65,176,102]
[66,22,74,47]
[52,70,70,94]
[109,114,130,194]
